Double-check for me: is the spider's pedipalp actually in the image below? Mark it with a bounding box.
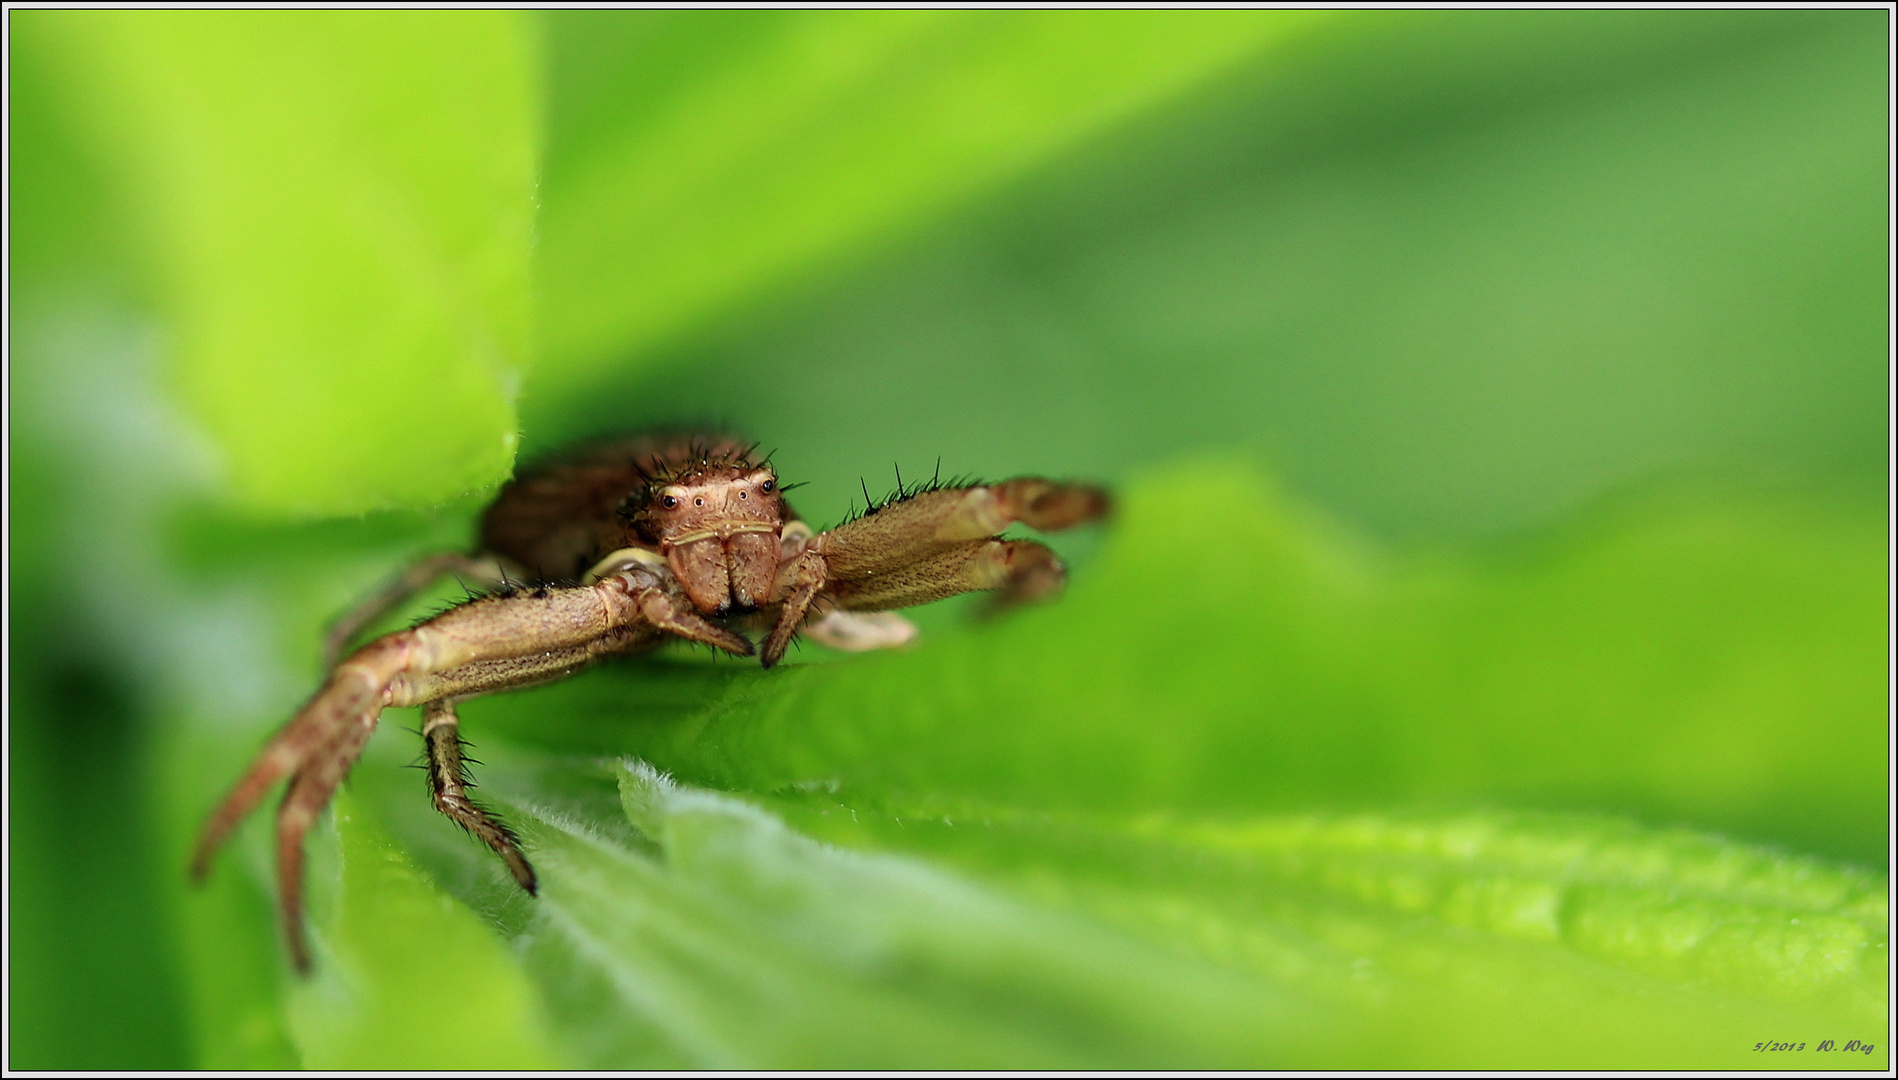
[762,548,826,668]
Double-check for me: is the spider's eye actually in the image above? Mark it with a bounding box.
[694,497,704,506]
[760,479,776,493]
[738,490,747,499]
[661,495,678,509]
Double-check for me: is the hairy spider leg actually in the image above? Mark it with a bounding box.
[323,552,512,670]
[395,626,655,702]
[831,538,1068,610]
[276,701,379,971]
[193,568,750,973]
[825,477,1108,578]
[762,477,1109,666]
[191,648,404,886]
[397,623,671,898]
[423,700,536,895]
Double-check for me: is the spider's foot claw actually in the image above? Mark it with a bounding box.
[758,636,792,670]
[503,851,539,895]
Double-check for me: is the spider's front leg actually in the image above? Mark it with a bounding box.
[763,477,1108,666]
[422,698,536,894]
[192,567,748,973]
[321,551,511,670]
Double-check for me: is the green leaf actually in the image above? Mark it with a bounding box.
[28,12,536,515]
[532,10,1324,394]
[284,792,559,1069]
[360,743,1883,1069]
[539,10,1887,542]
[511,759,1314,1068]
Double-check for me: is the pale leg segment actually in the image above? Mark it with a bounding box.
[801,610,918,652]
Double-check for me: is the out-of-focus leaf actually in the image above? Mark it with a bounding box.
[766,795,1888,1017]
[532,9,1323,395]
[362,742,1884,1069]
[28,11,536,515]
[7,32,193,1071]
[283,792,558,1069]
[543,10,1887,546]
[518,760,1317,1068]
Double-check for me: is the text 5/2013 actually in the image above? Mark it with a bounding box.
[1754,1040,1877,1055]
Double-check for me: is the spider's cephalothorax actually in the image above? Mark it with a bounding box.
[620,445,787,615]
[192,431,1109,972]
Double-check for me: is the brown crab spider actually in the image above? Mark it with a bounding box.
[191,433,1109,972]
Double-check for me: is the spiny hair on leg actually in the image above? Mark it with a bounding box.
[834,463,987,527]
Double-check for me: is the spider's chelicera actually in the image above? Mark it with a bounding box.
[192,432,1109,972]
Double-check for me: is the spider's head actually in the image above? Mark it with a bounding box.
[629,459,785,616]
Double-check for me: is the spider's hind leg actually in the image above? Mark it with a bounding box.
[275,702,379,973]
[422,699,536,895]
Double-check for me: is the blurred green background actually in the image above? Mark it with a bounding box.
[8,10,1888,1070]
